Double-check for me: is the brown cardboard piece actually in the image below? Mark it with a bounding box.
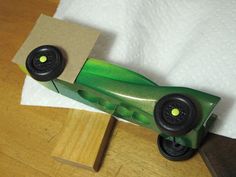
[12,14,100,83]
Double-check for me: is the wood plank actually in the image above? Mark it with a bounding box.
[0,152,49,177]
[51,110,116,171]
[199,133,236,177]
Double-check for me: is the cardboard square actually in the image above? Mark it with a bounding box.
[13,14,100,83]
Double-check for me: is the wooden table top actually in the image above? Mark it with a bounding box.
[0,0,211,176]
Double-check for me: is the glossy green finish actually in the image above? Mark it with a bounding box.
[50,58,220,149]
[20,58,220,149]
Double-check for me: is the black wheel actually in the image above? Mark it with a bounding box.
[26,45,66,81]
[154,94,198,136]
[157,135,196,161]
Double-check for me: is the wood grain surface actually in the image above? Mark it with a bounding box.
[0,0,211,176]
[52,111,116,171]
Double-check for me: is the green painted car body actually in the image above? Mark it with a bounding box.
[28,58,220,149]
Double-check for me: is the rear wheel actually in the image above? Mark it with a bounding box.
[157,135,196,161]
[154,94,198,136]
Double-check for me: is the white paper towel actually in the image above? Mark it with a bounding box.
[22,0,236,138]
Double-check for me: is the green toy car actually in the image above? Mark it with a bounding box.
[22,45,220,161]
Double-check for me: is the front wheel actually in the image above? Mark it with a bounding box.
[26,45,66,81]
[157,135,196,161]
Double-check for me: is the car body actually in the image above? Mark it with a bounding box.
[18,45,220,160]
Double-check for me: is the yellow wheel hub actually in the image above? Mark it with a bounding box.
[171,108,180,117]
[39,56,47,63]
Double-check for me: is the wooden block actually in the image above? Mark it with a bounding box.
[51,110,116,171]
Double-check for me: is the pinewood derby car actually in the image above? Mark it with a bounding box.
[19,45,220,161]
